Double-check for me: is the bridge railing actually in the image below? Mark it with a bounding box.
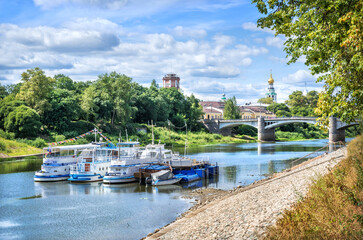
[218,116,318,122]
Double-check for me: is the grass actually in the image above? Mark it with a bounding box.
[264,135,363,239]
[0,137,42,157]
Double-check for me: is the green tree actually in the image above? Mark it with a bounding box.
[0,95,25,129]
[185,94,204,131]
[285,91,316,117]
[16,67,55,115]
[253,0,362,125]
[267,103,291,117]
[43,88,81,132]
[4,105,41,138]
[80,72,132,125]
[0,84,7,99]
[258,97,273,104]
[223,96,241,119]
[54,74,76,91]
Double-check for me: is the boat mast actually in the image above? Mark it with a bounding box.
[94,128,97,143]
[151,120,155,145]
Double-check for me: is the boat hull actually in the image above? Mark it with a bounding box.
[34,174,69,182]
[152,178,181,186]
[103,176,136,184]
[68,174,103,182]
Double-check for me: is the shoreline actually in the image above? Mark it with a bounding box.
[144,146,347,240]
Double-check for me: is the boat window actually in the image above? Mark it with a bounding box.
[102,167,104,170]
[54,170,57,172]
[99,168,101,171]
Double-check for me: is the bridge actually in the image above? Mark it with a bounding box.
[202,116,359,143]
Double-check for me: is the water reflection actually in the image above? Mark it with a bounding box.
[0,159,42,174]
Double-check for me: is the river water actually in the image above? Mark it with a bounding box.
[0,139,342,240]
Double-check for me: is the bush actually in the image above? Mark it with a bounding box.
[0,141,6,151]
[32,137,47,148]
[0,129,15,140]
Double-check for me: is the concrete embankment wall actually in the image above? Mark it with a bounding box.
[147,147,346,240]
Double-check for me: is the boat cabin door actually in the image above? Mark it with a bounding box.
[85,163,90,172]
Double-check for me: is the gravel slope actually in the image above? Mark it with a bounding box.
[146,147,347,240]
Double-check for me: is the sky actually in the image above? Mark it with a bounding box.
[0,0,323,104]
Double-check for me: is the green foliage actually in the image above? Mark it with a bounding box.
[223,96,241,119]
[0,129,15,140]
[54,74,76,91]
[0,83,7,100]
[16,67,55,115]
[43,88,81,132]
[258,97,273,104]
[4,105,41,138]
[0,95,25,128]
[235,125,257,137]
[0,141,6,151]
[285,91,318,117]
[267,103,291,117]
[253,0,362,125]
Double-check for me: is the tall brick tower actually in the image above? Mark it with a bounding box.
[163,73,180,89]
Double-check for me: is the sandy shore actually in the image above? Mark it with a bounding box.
[145,147,347,240]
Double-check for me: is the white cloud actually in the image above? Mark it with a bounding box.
[172,26,207,39]
[242,22,274,34]
[265,36,285,48]
[34,0,129,10]
[0,24,120,53]
[281,69,321,87]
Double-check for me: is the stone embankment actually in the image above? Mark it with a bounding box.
[146,147,347,240]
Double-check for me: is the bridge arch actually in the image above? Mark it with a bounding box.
[265,119,318,129]
[219,122,257,130]
[336,122,359,130]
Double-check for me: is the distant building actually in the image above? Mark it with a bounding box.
[266,73,277,101]
[163,73,180,89]
[200,101,225,120]
[240,105,275,119]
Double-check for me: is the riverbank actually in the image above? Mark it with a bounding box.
[145,145,347,239]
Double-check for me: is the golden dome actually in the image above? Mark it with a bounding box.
[268,73,274,84]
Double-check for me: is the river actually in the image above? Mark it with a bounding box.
[0,139,344,240]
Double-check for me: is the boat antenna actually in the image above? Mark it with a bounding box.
[119,130,121,143]
[125,128,128,142]
[94,128,97,143]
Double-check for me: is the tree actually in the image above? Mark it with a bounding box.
[54,74,76,91]
[16,67,55,115]
[43,88,81,132]
[285,91,317,117]
[267,103,291,117]
[4,105,41,138]
[258,97,273,105]
[253,0,363,125]
[223,96,241,119]
[185,94,204,131]
[0,84,7,100]
[0,95,24,129]
[80,72,132,125]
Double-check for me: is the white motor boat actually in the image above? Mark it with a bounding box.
[68,144,115,183]
[147,170,181,186]
[34,144,100,182]
[103,142,160,184]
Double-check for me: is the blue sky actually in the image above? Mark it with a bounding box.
[0,0,322,103]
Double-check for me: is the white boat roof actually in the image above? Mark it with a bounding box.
[43,144,103,151]
[117,142,140,146]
